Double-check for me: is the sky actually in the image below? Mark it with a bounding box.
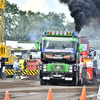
[8,0,74,22]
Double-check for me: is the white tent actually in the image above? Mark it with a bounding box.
[18,43,35,50]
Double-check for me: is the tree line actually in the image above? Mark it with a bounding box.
[4,1,75,43]
[4,1,100,49]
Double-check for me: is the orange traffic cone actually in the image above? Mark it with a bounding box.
[47,88,52,100]
[4,91,9,100]
[80,85,86,100]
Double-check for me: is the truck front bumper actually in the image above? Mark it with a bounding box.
[40,71,76,81]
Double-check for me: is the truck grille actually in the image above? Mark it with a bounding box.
[47,63,69,72]
[51,65,64,72]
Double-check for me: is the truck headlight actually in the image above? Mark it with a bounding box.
[39,66,42,70]
[69,65,73,70]
[74,67,76,71]
[43,69,46,71]
[69,70,72,72]
[43,64,47,71]
[69,65,73,73]
[43,64,47,68]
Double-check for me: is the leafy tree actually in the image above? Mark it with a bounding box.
[65,21,75,32]
[4,1,20,40]
[4,1,77,43]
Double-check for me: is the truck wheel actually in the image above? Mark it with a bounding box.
[72,80,78,86]
[78,79,83,86]
[93,76,97,84]
[83,78,87,85]
[40,79,46,85]
[73,72,79,86]
[82,67,88,85]
[72,76,78,86]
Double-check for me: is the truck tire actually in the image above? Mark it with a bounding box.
[40,79,46,85]
[83,78,87,85]
[93,68,97,84]
[93,76,97,84]
[72,73,78,86]
[82,68,88,85]
[72,78,78,86]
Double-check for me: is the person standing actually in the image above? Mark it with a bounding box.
[24,58,28,69]
[0,56,5,79]
[90,46,94,52]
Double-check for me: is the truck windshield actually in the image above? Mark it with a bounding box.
[43,40,77,50]
[81,44,87,50]
[30,51,41,59]
[80,36,88,43]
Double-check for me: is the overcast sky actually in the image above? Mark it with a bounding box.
[8,0,74,22]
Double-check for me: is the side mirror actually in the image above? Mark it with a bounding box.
[79,44,82,52]
[40,43,42,50]
[94,51,96,56]
[35,40,39,51]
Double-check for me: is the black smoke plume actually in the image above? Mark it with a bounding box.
[59,0,100,32]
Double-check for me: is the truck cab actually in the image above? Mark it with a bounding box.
[36,31,82,85]
[80,36,97,84]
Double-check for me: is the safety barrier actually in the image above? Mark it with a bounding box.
[5,69,14,75]
[27,70,39,75]
[5,69,39,75]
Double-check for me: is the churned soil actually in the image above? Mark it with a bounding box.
[0,78,99,100]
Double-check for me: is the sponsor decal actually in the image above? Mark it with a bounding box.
[43,37,73,41]
[55,55,62,57]
[56,66,60,71]
[64,55,71,59]
[46,54,72,60]
[46,54,63,59]
[42,49,76,53]
[46,54,52,58]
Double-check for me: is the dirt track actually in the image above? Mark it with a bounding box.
[0,78,99,100]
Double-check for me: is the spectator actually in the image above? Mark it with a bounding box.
[24,58,28,69]
[0,56,5,79]
[90,46,94,52]
[13,58,22,76]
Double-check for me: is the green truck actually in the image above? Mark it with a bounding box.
[36,31,82,85]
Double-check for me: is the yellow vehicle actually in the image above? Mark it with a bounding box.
[19,59,25,69]
[0,0,15,75]
[11,49,28,70]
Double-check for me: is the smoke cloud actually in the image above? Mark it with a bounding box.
[28,30,38,42]
[59,0,100,32]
